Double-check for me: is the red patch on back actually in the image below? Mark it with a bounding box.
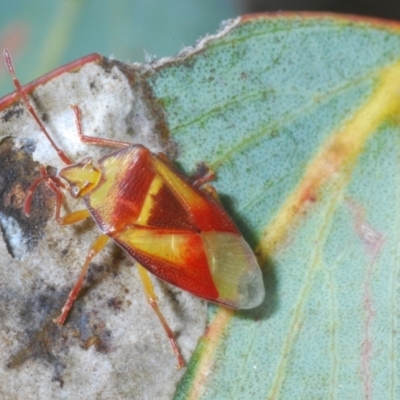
[146,182,198,231]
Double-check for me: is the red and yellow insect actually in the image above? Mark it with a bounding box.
[3,50,265,367]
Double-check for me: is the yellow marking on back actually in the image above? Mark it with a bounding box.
[117,227,194,267]
[136,175,164,225]
[154,158,208,211]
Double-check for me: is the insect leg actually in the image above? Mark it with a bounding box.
[57,209,92,225]
[192,167,215,188]
[191,165,222,202]
[156,153,219,201]
[199,184,220,202]
[136,264,185,368]
[70,105,132,148]
[35,168,91,225]
[51,184,91,225]
[54,234,109,325]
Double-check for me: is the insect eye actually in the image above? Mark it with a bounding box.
[70,186,80,198]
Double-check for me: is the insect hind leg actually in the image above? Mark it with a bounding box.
[137,264,185,368]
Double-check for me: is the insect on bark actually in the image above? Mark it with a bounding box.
[3,49,265,368]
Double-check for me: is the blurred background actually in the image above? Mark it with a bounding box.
[0,0,398,96]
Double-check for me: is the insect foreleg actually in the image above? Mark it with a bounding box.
[137,264,185,369]
[57,209,92,225]
[37,170,91,225]
[54,234,109,325]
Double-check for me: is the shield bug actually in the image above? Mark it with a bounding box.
[3,49,265,367]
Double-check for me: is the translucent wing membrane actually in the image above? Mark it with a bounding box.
[201,232,265,309]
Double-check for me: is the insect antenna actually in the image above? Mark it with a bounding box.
[3,49,73,165]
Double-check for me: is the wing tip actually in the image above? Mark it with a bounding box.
[235,265,265,309]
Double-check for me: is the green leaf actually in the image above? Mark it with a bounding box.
[2,12,400,400]
[147,14,400,399]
